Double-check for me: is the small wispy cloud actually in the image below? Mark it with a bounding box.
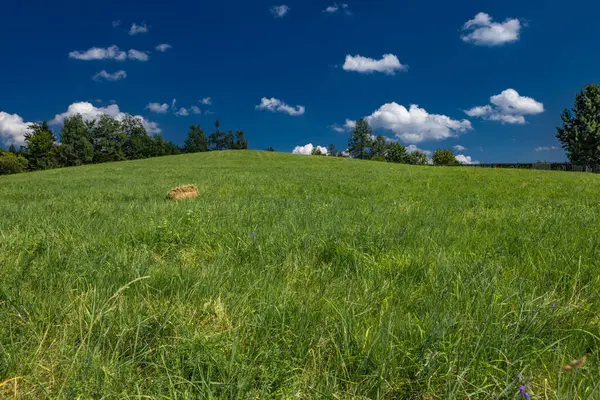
[200,97,212,105]
[256,97,305,116]
[271,5,290,18]
[129,22,149,35]
[93,70,127,81]
[343,54,407,75]
[323,3,350,14]
[155,44,172,52]
[175,107,190,116]
[69,45,148,61]
[112,20,121,27]
[453,145,466,151]
[146,102,170,114]
[535,146,559,152]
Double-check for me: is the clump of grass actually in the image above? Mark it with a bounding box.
[1,150,599,398]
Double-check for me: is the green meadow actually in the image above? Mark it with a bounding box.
[1,150,599,399]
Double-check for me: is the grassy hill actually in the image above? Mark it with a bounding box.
[1,150,599,398]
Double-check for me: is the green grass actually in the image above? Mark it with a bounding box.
[1,150,600,399]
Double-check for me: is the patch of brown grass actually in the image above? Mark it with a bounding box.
[167,184,199,200]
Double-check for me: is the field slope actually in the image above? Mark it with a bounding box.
[1,150,600,398]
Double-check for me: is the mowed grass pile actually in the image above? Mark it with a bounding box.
[1,151,600,399]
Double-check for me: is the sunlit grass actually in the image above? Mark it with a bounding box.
[1,150,599,398]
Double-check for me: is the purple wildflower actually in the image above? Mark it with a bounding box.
[519,385,531,400]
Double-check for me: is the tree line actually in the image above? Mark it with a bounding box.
[338,118,453,165]
[0,116,248,175]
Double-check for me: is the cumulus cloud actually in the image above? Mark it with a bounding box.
[146,102,170,114]
[129,22,148,35]
[292,143,328,155]
[200,97,212,105]
[453,144,466,151]
[365,103,472,144]
[406,144,432,156]
[271,5,290,18]
[535,146,559,152]
[93,70,127,81]
[345,119,357,129]
[256,97,305,116]
[127,49,149,61]
[455,154,480,164]
[69,45,148,61]
[323,3,349,13]
[50,102,161,135]
[461,12,522,46]
[343,54,407,75]
[155,44,172,52]
[190,106,201,115]
[175,107,190,116]
[0,111,31,146]
[465,89,544,124]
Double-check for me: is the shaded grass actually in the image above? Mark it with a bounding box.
[1,150,600,398]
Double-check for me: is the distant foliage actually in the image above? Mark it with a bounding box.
[557,84,600,168]
[348,118,373,160]
[370,155,386,162]
[184,124,209,153]
[265,146,275,152]
[3,115,250,176]
[22,122,59,170]
[405,150,429,165]
[370,135,387,159]
[432,149,458,165]
[327,143,337,157]
[311,147,325,156]
[386,142,406,163]
[0,151,28,175]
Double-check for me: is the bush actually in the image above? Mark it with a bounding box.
[404,150,429,165]
[0,151,28,175]
[432,149,458,165]
[370,155,386,162]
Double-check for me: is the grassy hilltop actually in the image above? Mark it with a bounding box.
[1,150,600,398]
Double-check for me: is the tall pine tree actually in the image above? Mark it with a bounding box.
[348,118,373,160]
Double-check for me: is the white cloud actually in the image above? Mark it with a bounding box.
[323,3,349,13]
[112,20,121,27]
[292,143,328,155]
[365,103,472,144]
[345,119,356,129]
[171,99,177,109]
[129,22,148,35]
[535,146,559,152]
[406,144,432,156]
[256,97,305,116]
[343,54,407,75]
[69,45,126,61]
[127,49,149,61]
[330,124,345,133]
[271,5,289,18]
[0,111,31,146]
[455,154,480,164]
[453,145,467,151]
[190,106,201,115]
[175,107,190,116]
[200,97,212,105]
[465,89,544,124]
[93,70,127,81]
[69,45,148,61]
[155,44,172,52]
[461,12,522,46]
[146,102,170,114]
[50,102,161,136]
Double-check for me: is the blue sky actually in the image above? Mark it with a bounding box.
[0,0,598,163]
